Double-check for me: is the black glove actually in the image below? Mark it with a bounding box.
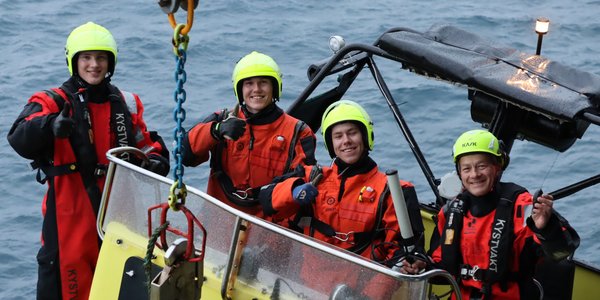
[142,154,170,176]
[212,115,246,141]
[52,102,75,138]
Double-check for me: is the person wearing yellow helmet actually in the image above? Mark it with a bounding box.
[259,100,424,298]
[65,21,118,79]
[182,51,316,219]
[424,129,579,300]
[451,129,509,196]
[7,22,170,300]
[320,99,374,160]
[231,50,283,109]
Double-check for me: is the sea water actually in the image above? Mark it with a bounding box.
[1,0,599,298]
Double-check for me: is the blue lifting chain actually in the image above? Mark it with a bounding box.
[170,24,190,209]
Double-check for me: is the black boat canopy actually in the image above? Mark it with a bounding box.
[377,24,600,123]
[292,24,600,153]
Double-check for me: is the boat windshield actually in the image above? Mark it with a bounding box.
[96,148,457,299]
[94,148,460,299]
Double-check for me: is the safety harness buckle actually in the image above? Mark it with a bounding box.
[460,264,483,281]
[94,164,108,177]
[232,187,253,200]
[334,231,356,244]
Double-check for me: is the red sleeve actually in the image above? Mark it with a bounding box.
[8,91,62,159]
[130,94,167,158]
[185,121,219,165]
[27,91,62,119]
[269,176,304,219]
[512,191,539,250]
[268,165,315,219]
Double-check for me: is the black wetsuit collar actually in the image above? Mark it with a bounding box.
[241,103,283,125]
[334,154,377,178]
[461,186,500,217]
[62,76,111,103]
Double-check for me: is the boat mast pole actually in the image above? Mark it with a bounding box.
[367,57,443,206]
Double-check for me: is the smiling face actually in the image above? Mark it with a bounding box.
[331,122,365,165]
[457,153,502,197]
[241,76,274,113]
[76,50,109,85]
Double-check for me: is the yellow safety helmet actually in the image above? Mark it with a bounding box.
[65,22,118,77]
[453,129,508,169]
[321,100,374,158]
[231,51,282,104]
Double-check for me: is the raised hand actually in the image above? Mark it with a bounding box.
[292,182,318,206]
[213,115,246,141]
[531,193,554,229]
[52,102,75,138]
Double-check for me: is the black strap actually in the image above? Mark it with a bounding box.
[31,160,108,184]
[60,88,103,215]
[440,196,465,275]
[32,161,78,184]
[109,89,136,149]
[282,120,306,173]
[483,195,515,294]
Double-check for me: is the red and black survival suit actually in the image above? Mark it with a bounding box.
[182,103,316,219]
[259,155,425,297]
[7,77,169,300]
[429,182,579,300]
